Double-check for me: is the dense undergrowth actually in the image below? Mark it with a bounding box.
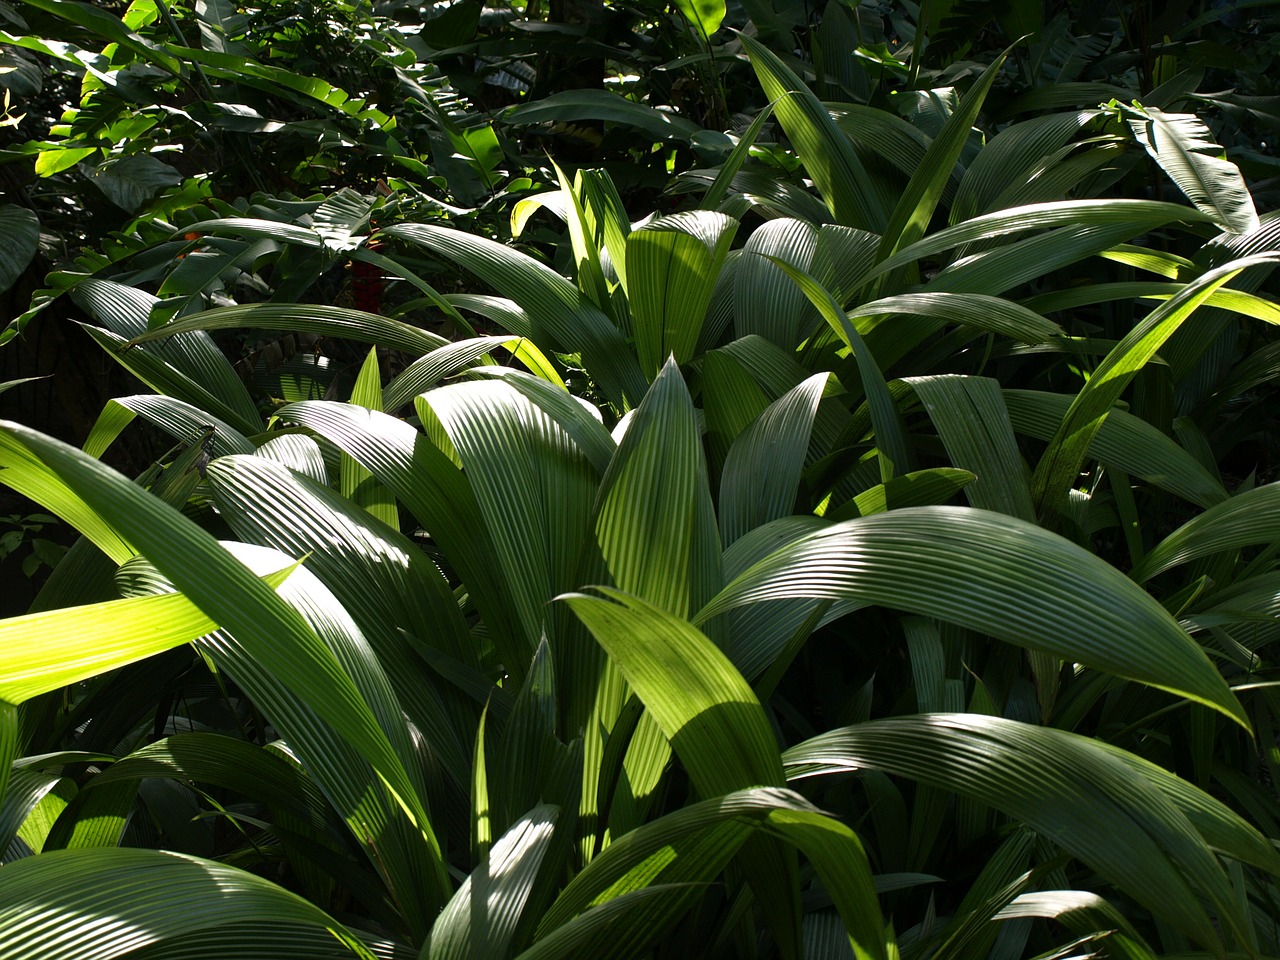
[2,1,1280,958]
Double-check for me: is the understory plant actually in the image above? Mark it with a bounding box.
[4,2,1280,959]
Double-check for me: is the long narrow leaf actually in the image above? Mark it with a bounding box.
[1030,253,1280,522]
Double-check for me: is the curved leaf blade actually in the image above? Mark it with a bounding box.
[783,714,1252,952]
[698,506,1247,728]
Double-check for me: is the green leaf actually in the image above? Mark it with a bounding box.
[1132,482,1280,582]
[17,0,181,72]
[1123,105,1259,234]
[0,848,375,960]
[0,422,450,914]
[732,218,819,349]
[0,205,38,295]
[849,292,1064,345]
[274,400,528,678]
[0,432,134,563]
[673,0,725,38]
[627,212,737,378]
[763,258,910,481]
[132,302,448,357]
[205,454,474,783]
[415,377,598,659]
[739,32,889,231]
[0,562,293,704]
[117,542,444,942]
[878,49,1010,265]
[697,506,1248,729]
[783,714,1254,953]
[84,155,182,213]
[594,358,721,620]
[383,223,646,408]
[1002,389,1227,509]
[538,788,886,960]
[341,347,397,529]
[427,805,560,960]
[504,90,702,144]
[1030,254,1280,523]
[826,468,976,521]
[719,373,827,545]
[74,280,261,433]
[563,587,804,959]
[905,376,1035,520]
[867,199,1214,285]
[565,588,782,794]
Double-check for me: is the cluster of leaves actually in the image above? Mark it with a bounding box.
[4,1,1280,959]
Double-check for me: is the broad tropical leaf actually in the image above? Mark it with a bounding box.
[697,506,1247,727]
[783,714,1257,952]
[0,848,374,960]
[1124,104,1259,234]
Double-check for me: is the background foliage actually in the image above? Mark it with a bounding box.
[2,0,1280,958]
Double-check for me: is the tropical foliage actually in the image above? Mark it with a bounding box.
[2,1,1280,958]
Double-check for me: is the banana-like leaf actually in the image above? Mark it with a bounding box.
[117,543,444,941]
[593,359,721,621]
[673,0,724,37]
[766,258,910,480]
[18,0,181,73]
[0,432,134,564]
[382,336,546,412]
[467,368,616,476]
[1026,281,1280,327]
[0,205,38,295]
[1132,482,1280,583]
[1030,254,1280,523]
[850,292,1064,344]
[383,223,646,408]
[826,468,975,521]
[0,848,375,960]
[341,348,398,528]
[275,400,530,676]
[951,111,1098,224]
[782,714,1252,952]
[426,805,559,960]
[1124,105,1259,234]
[538,787,811,935]
[82,395,255,462]
[504,90,702,143]
[549,162,612,317]
[697,506,1247,728]
[627,212,737,378]
[739,32,890,231]
[73,280,260,430]
[0,768,68,856]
